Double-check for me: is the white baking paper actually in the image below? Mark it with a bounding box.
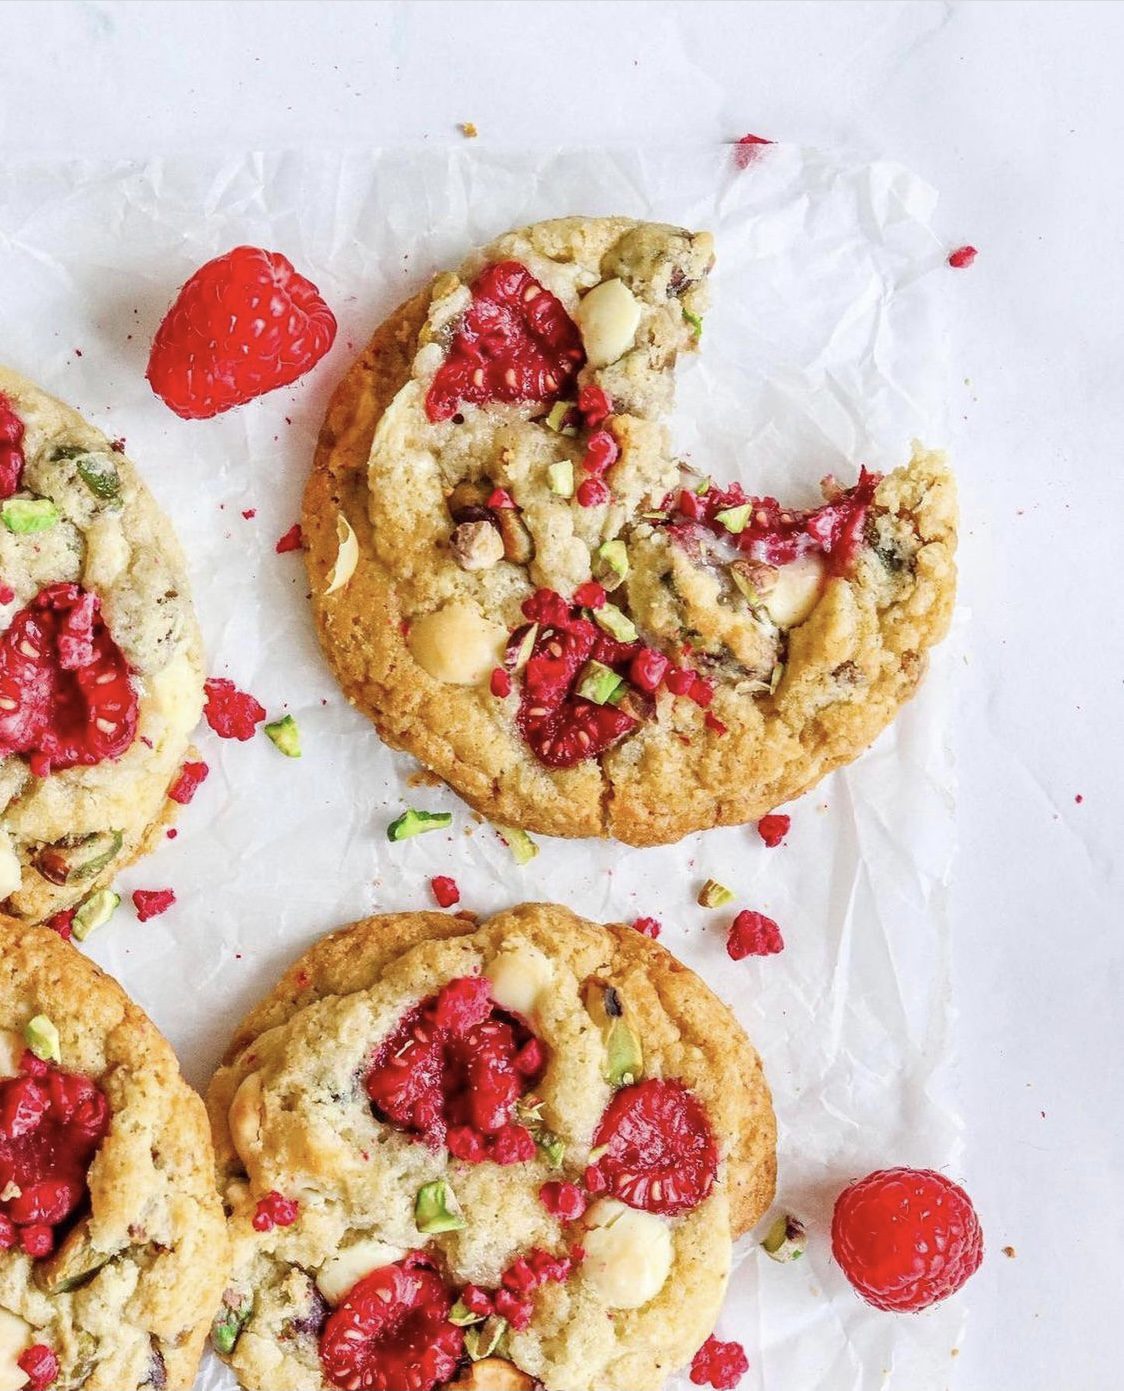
[0,144,965,1390]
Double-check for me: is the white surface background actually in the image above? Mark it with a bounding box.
[0,4,1120,1390]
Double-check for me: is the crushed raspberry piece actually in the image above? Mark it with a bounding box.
[430,875,460,909]
[0,395,26,499]
[573,581,606,609]
[168,759,209,805]
[146,246,337,419]
[365,976,545,1162]
[252,1190,300,1232]
[704,713,727,736]
[0,1065,109,1257]
[757,813,790,847]
[241,508,256,520]
[727,909,784,958]
[275,523,303,553]
[688,674,714,707]
[733,132,773,170]
[425,261,584,423]
[576,476,610,508]
[665,667,695,696]
[17,1344,59,1391]
[690,1335,749,1388]
[470,1245,577,1332]
[831,1167,983,1312]
[948,245,978,269]
[539,1180,587,1221]
[486,488,516,510]
[632,916,662,939]
[489,666,512,698]
[0,585,14,606]
[132,889,175,922]
[45,909,75,942]
[577,383,613,428]
[0,583,138,777]
[586,1079,717,1217]
[203,677,266,740]
[319,1256,462,1391]
[629,648,669,694]
[582,430,620,476]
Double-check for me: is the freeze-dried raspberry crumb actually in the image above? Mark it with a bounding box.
[241,508,256,520]
[632,916,662,939]
[252,1190,300,1232]
[168,760,209,805]
[727,909,784,958]
[704,712,727,736]
[276,523,303,553]
[690,1335,748,1388]
[45,909,75,942]
[17,1345,59,1391]
[539,1180,587,1221]
[490,667,512,698]
[948,245,978,269]
[203,678,266,740]
[0,585,14,605]
[573,581,606,609]
[132,889,175,922]
[757,813,790,847]
[430,875,460,909]
[734,133,772,169]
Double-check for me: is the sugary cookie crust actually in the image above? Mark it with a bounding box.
[0,367,205,923]
[207,904,776,1391]
[303,217,957,846]
[0,916,229,1390]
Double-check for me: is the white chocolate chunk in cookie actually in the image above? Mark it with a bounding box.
[81,515,131,590]
[228,1071,264,1167]
[324,515,359,595]
[485,942,554,1017]
[316,1237,407,1306]
[764,552,826,629]
[0,1030,24,1080]
[0,830,21,900]
[0,1308,31,1391]
[581,1198,673,1309]
[576,278,643,368]
[409,602,507,686]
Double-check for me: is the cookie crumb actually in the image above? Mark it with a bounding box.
[459,121,478,138]
[1002,1245,1017,1258]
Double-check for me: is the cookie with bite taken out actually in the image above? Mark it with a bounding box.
[205,903,776,1391]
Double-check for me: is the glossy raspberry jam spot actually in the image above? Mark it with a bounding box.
[0,1056,110,1258]
[0,395,26,499]
[584,1078,717,1217]
[513,589,637,769]
[319,1254,463,1391]
[364,976,545,1164]
[0,582,138,777]
[425,261,585,423]
[669,468,882,577]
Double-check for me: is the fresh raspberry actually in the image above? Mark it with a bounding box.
[203,678,266,740]
[17,1345,59,1391]
[539,1180,587,1221]
[132,889,175,922]
[0,583,138,777]
[425,261,584,423]
[252,1190,300,1232]
[577,476,611,508]
[690,1335,749,1388]
[948,245,978,269]
[577,383,612,428]
[632,916,662,939]
[319,1258,462,1391]
[581,430,619,476]
[146,246,337,419]
[586,1079,717,1216]
[757,813,790,847]
[572,581,606,609]
[831,1168,984,1312]
[275,523,303,553]
[44,909,76,942]
[430,875,460,909]
[727,910,784,958]
[489,667,512,698]
[0,394,26,499]
[432,976,493,1034]
[19,1225,54,1258]
[168,760,209,805]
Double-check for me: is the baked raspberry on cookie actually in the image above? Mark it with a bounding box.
[206,903,776,1391]
[303,216,957,845]
[0,915,228,1389]
[0,367,205,925]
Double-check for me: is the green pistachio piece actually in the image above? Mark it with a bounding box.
[539,1135,566,1168]
[576,661,624,707]
[697,878,734,909]
[583,979,643,1087]
[464,1316,508,1361]
[76,453,122,503]
[264,714,301,758]
[34,1218,111,1293]
[35,829,124,886]
[694,477,712,496]
[592,603,638,644]
[715,504,751,535]
[25,1015,61,1064]
[494,825,538,866]
[594,539,630,589]
[387,810,453,842]
[762,1212,808,1262]
[683,308,704,338]
[2,498,59,534]
[415,1179,466,1234]
[544,401,577,435]
[72,889,122,942]
[449,1297,486,1327]
[212,1292,253,1355]
[510,623,538,673]
[547,461,575,498]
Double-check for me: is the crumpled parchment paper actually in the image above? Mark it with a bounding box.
[0,144,964,1390]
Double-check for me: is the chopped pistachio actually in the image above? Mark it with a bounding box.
[509,623,538,673]
[415,1179,466,1234]
[494,825,538,866]
[465,1316,508,1361]
[694,476,712,496]
[761,1212,807,1263]
[583,979,643,1086]
[449,1298,486,1328]
[540,1135,565,1168]
[715,503,751,535]
[72,889,121,942]
[697,878,734,909]
[593,603,638,644]
[576,661,624,707]
[76,453,122,503]
[25,1015,61,1064]
[34,1218,111,1294]
[212,1292,253,1355]
[2,498,59,534]
[544,401,577,435]
[387,810,453,842]
[594,539,630,589]
[35,829,123,886]
[264,714,301,758]
[683,307,704,338]
[547,461,575,498]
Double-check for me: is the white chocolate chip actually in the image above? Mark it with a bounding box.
[0,1031,23,1081]
[581,1198,673,1309]
[317,1236,407,1306]
[82,515,131,589]
[763,551,826,628]
[0,1308,31,1391]
[0,830,21,901]
[408,602,507,686]
[485,943,554,1018]
[228,1071,264,1167]
[324,515,359,595]
[576,279,643,369]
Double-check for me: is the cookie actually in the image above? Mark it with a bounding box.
[206,903,776,1391]
[0,916,229,1389]
[303,216,957,845]
[0,367,205,924]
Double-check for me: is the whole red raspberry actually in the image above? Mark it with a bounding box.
[727,910,784,959]
[146,246,337,419]
[831,1167,983,1312]
[690,1335,748,1388]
